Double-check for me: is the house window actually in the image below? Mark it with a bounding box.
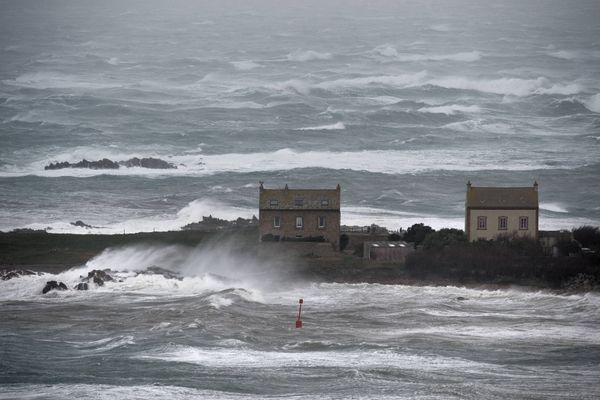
[321,199,329,207]
[498,216,508,230]
[295,198,304,207]
[273,216,281,228]
[477,216,487,230]
[519,216,529,230]
[295,216,303,229]
[318,216,326,228]
[269,199,278,207]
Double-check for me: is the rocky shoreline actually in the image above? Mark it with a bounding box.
[1,228,598,294]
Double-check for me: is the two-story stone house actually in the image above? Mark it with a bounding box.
[465,181,539,241]
[258,183,341,249]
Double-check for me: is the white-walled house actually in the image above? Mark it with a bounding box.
[465,181,539,241]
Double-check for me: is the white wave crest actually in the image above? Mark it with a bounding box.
[230,60,261,71]
[373,45,480,62]
[4,71,122,90]
[286,50,332,62]
[427,76,583,97]
[540,202,568,213]
[417,104,481,115]
[296,122,346,131]
[316,71,427,91]
[1,145,595,180]
[584,94,600,113]
[14,198,255,234]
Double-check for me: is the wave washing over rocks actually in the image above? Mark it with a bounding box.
[44,157,176,170]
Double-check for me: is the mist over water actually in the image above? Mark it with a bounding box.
[0,0,599,232]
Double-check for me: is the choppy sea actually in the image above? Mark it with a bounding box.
[1,1,600,398]
[0,0,599,233]
[1,245,600,399]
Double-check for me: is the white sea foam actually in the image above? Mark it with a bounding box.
[5,71,123,90]
[138,344,491,372]
[286,50,332,62]
[230,60,261,71]
[1,146,594,180]
[427,76,584,97]
[584,93,600,113]
[0,384,251,400]
[315,71,427,91]
[548,50,600,60]
[396,51,481,62]
[417,104,481,115]
[342,206,464,231]
[15,198,255,234]
[296,122,345,131]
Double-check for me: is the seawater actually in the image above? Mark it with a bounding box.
[1,245,599,399]
[0,0,599,233]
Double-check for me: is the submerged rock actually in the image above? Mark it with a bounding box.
[74,282,89,291]
[456,296,468,301]
[42,280,67,294]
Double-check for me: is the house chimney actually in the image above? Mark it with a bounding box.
[533,181,538,191]
[467,180,472,190]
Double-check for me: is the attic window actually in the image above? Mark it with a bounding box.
[269,199,278,207]
[321,199,330,207]
[295,198,304,207]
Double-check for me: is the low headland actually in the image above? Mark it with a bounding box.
[1,217,599,293]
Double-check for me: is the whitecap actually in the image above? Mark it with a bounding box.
[427,76,583,97]
[417,104,481,115]
[540,202,568,213]
[286,50,332,62]
[296,122,345,131]
[584,94,600,113]
[230,60,261,71]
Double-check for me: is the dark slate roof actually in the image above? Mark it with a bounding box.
[466,185,538,209]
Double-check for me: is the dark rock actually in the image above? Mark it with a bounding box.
[45,157,176,171]
[456,296,468,301]
[84,269,114,287]
[120,157,176,169]
[71,220,93,229]
[42,280,68,294]
[1,269,38,280]
[75,282,89,291]
[45,158,120,170]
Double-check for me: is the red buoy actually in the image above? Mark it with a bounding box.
[295,298,303,328]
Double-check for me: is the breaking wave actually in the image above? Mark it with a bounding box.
[296,122,345,131]
[584,94,600,113]
[286,50,332,62]
[418,104,481,115]
[373,45,481,62]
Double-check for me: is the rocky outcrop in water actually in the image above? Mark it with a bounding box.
[42,280,67,294]
[74,282,89,290]
[44,157,176,170]
[1,269,38,280]
[139,266,182,280]
[81,269,114,286]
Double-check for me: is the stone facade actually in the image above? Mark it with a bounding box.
[465,181,539,241]
[259,183,341,249]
